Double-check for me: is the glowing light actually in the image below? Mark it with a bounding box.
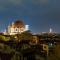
[49,28,52,33]
[25,25,29,31]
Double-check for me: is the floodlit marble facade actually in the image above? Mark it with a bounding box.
[4,20,29,35]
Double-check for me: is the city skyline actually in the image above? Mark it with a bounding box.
[0,0,60,33]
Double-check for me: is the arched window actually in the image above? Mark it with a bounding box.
[15,28,19,32]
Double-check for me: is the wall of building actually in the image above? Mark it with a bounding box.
[3,21,29,35]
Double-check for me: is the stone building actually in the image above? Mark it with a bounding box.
[4,20,29,35]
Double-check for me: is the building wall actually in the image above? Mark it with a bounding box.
[7,25,29,35]
[3,21,29,35]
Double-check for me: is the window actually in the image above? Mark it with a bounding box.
[15,28,19,32]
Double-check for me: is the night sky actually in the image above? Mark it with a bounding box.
[0,0,60,33]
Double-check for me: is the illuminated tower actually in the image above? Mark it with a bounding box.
[49,28,53,33]
[25,25,29,31]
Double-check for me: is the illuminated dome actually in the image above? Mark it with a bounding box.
[4,20,29,35]
[13,20,25,28]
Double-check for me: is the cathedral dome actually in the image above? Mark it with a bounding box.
[13,20,25,28]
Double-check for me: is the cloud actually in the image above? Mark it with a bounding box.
[9,0,24,6]
[0,0,26,10]
[0,0,48,9]
[40,0,48,4]
[0,0,23,5]
[0,0,26,15]
[0,0,60,18]
[32,0,48,5]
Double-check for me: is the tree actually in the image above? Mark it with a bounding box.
[15,31,33,43]
[0,35,10,42]
[48,44,60,60]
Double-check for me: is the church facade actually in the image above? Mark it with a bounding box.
[4,20,29,35]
